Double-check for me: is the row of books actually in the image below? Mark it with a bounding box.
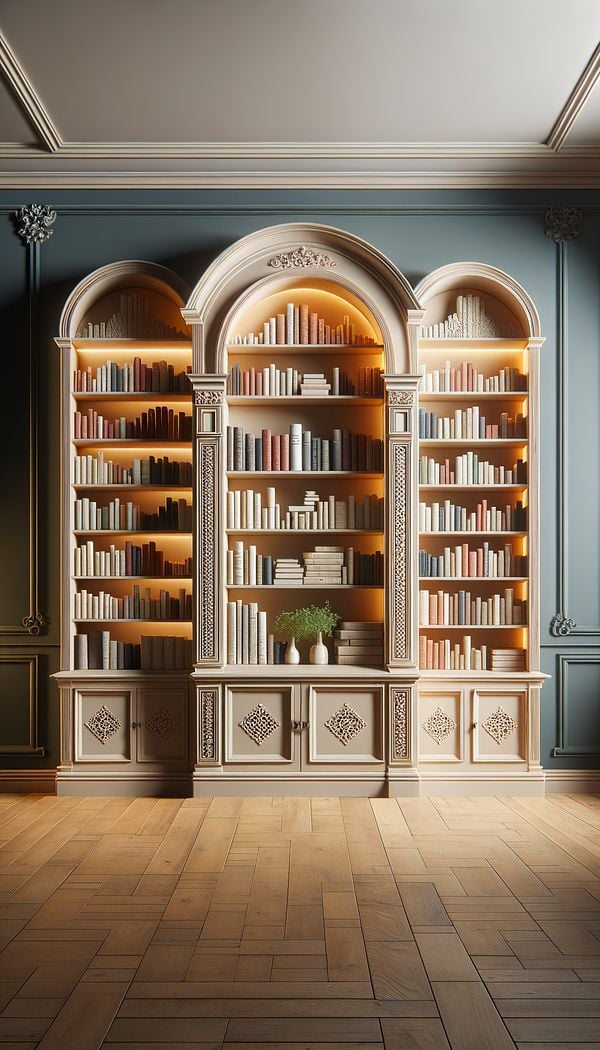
[74,629,192,670]
[73,408,192,442]
[226,489,384,532]
[421,297,519,340]
[419,500,527,534]
[419,363,526,393]
[74,540,192,578]
[418,408,527,441]
[74,586,191,622]
[227,363,384,398]
[74,497,192,533]
[419,455,527,487]
[333,622,384,665]
[73,359,191,393]
[420,636,526,672]
[419,588,526,627]
[226,425,384,473]
[227,543,384,587]
[77,294,186,341]
[419,543,527,579]
[230,304,377,347]
[73,454,193,488]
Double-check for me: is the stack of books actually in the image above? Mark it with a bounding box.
[301,373,331,397]
[303,546,344,585]
[334,621,384,666]
[491,648,526,672]
[274,558,304,585]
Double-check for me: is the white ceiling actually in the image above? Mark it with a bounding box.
[0,0,599,187]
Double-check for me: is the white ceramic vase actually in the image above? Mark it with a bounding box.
[285,636,301,664]
[309,631,329,665]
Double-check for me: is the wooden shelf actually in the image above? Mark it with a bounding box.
[73,391,191,402]
[419,439,527,448]
[419,338,529,350]
[419,484,527,491]
[226,343,383,356]
[418,391,528,401]
[419,530,527,537]
[73,485,192,492]
[226,528,382,535]
[73,619,192,624]
[227,395,383,405]
[73,339,190,351]
[227,471,384,479]
[420,624,526,630]
[73,530,191,537]
[226,583,384,590]
[419,576,528,582]
[74,576,192,581]
[73,439,191,448]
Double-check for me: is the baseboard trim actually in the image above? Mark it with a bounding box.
[56,771,192,797]
[0,770,56,793]
[544,770,600,794]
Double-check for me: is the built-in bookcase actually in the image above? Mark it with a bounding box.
[53,263,194,796]
[222,282,387,665]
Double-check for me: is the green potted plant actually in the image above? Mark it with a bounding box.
[273,602,340,665]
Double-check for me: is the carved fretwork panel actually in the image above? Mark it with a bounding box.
[198,687,220,764]
[390,686,410,763]
[197,439,220,665]
[388,440,409,664]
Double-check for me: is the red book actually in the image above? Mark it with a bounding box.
[469,551,477,576]
[419,634,427,668]
[300,304,309,344]
[280,433,290,471]
[427,638,434,670]
[309,312,318,344]
[271,433,281,471]
[242,370,249,396]
[249,367,256,396]
[261,429,272,471]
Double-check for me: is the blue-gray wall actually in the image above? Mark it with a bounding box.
[1,189,599,773]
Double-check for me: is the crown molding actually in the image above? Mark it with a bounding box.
[1,140,600,162]
[546,42,600,150]
[0,169,599,189]
[0,31,62,152]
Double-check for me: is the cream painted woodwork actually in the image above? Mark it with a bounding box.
[52,262,194,796]
[415,264,547,795]
[50,229,547,796]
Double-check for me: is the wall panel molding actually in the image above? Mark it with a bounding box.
[552,653,600,758]
[1,205,54,637]
[0,653,45,756]
[544,206,600,639]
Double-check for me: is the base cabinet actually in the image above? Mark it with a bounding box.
[193,673,416,796]
[56,674,193,796]
[417,675,545,795]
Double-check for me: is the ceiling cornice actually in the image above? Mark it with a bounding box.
[546,42,600,150]
[1,169,599,190]
[0,30,62,152]
[1,141,600,161]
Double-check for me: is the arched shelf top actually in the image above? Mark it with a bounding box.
[415,262,542,341]
[183,223,421,376]
[58,260,191,341]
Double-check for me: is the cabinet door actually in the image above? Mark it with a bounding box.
[75,688,132,763]
[304,684,384,768]
[136,688,188,766]
[418,689,464,764]
[471,688,527,764]
[225,684,298,769]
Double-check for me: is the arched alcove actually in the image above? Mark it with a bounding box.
[183,223,422,376]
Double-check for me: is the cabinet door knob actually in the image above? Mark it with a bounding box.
[291,720,309,732]
[131,721,143,729]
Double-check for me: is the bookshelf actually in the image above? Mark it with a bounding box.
[50,228,548,797]
[53,263,194,795]
[415,264,547,788]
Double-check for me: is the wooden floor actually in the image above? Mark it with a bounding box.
[0,796,600,1049]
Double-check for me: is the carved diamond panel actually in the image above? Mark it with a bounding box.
[146,707,177,742]
[84,704,122,745]
[239,703,280,746]
[391,688,409,759]
[422,706,456,746]
[324,703,367,746]
[482,705,518,745]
